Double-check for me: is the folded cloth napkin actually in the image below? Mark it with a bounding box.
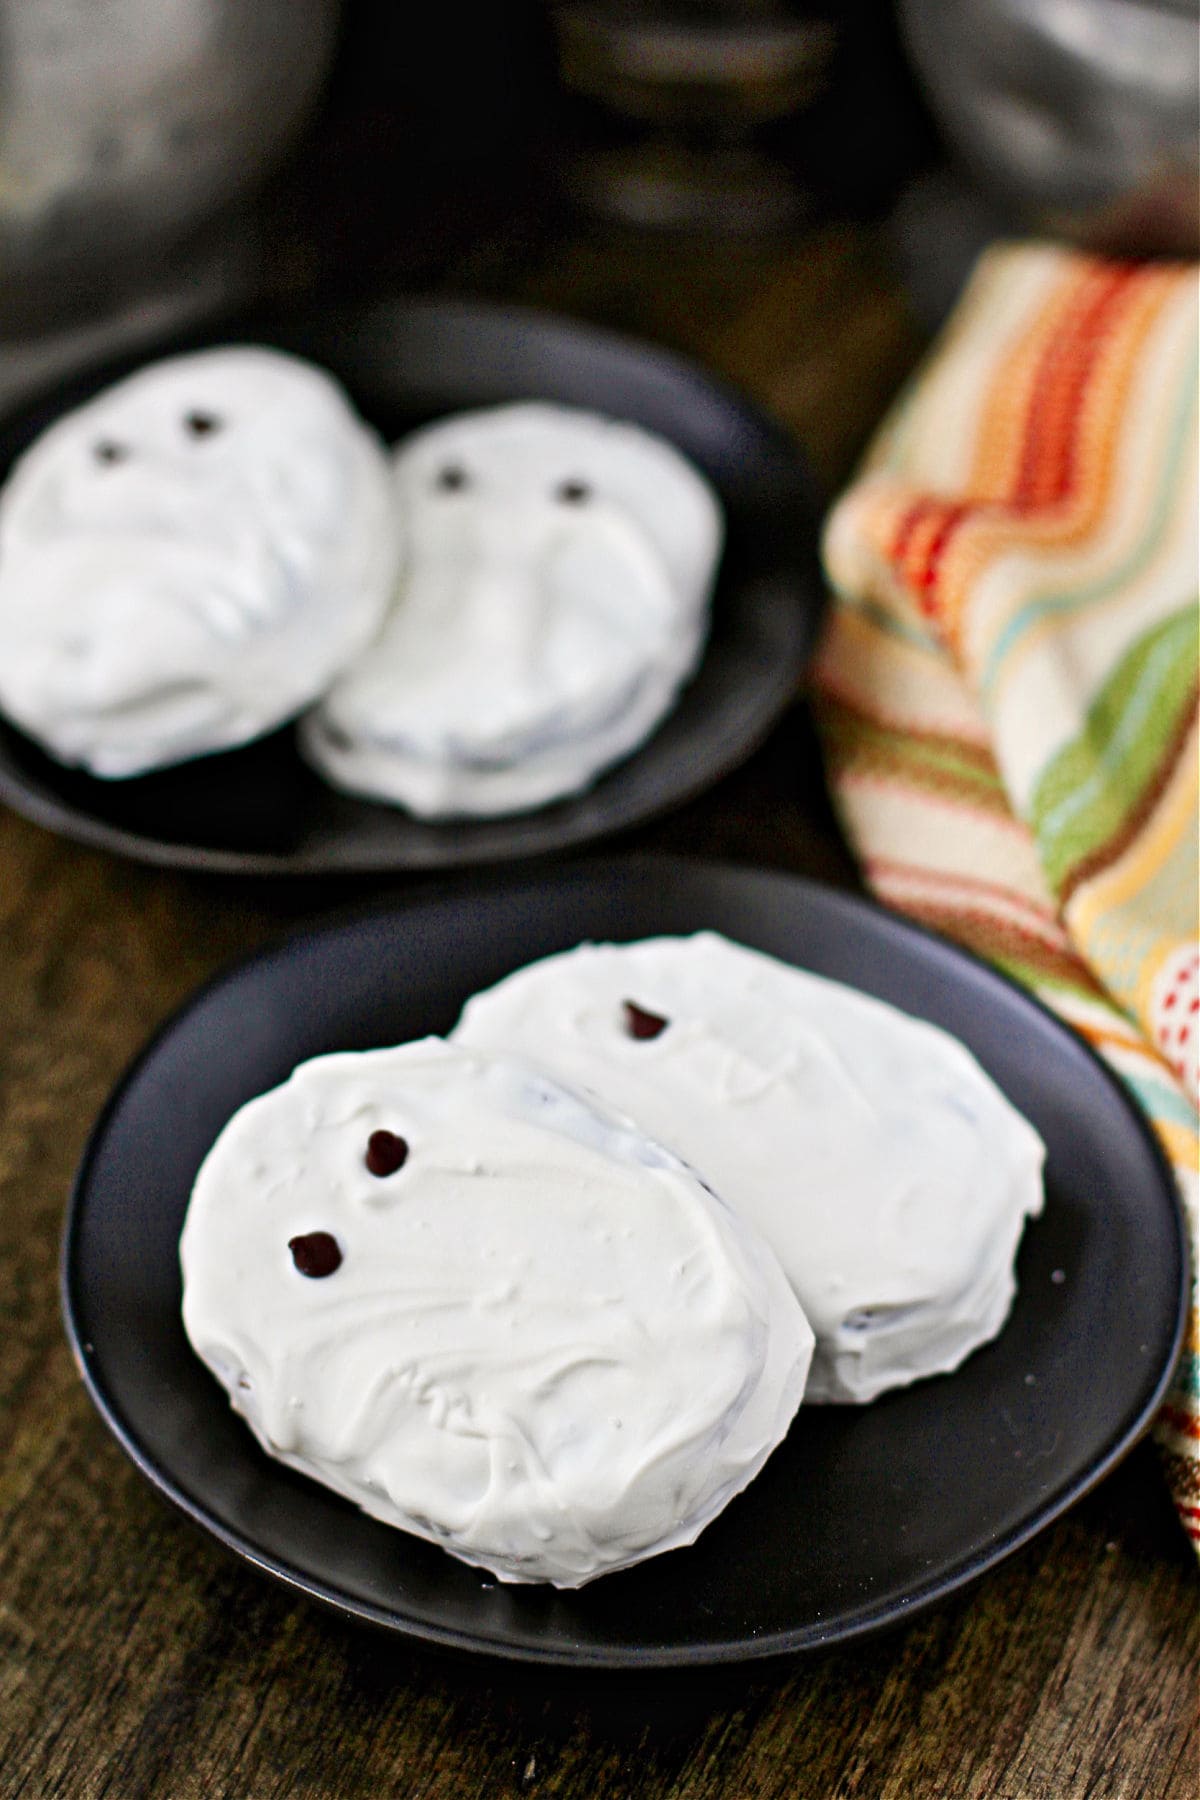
[812,243,1199,1551]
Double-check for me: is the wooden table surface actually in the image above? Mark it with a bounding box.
[2,214,1197,1800]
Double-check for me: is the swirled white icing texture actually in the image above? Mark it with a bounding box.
[300,403,723,816]
[0,347,398,776]
[453,933,1047,1403]
[179,1039,812,1586]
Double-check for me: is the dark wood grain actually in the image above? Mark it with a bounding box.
[1,216,1196,1800]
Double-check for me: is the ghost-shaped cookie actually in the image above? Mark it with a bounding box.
[0,347,399,777]
[179,1038,812,1586]
[300,403,723,817]
[453,933,1047,1404]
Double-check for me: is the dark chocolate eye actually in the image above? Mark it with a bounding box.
[555,479,590,504]
[185,410,222,437]
[289,1231,342,1278]
[366,1129,409,1176]
[623,1000,668,1040]
[93,441,128,465]
[435,465,468,492]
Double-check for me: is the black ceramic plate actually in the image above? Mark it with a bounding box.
[62,859,1187,1666]
[0,300,822,873]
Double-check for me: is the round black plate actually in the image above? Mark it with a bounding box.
[0,300,822,873]
[61,858,1187,1666]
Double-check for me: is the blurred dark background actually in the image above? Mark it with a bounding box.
[283,0,940,284]
[0,2,939,346]
[1,1,1195,389]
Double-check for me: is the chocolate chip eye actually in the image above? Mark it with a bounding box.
[289,1231,342,1278]
[555,479,591,504]
[93,441,128,465]
[185,410,222,437]
[623,1000,668,1040]
[435,465,468,492]
[366,1129,409,1176]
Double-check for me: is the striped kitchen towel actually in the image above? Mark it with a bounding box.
[812,244,1199,1548]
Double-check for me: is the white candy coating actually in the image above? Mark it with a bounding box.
[0,347,399,776]
[179,1039,812,1586]
[453,933,1046,1403]
[300,403,723,816]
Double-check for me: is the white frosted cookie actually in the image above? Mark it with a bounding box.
[453,933,1047,1404]
[179,1038,812,1586]
[300,402,723,817]
[0,346,398,776]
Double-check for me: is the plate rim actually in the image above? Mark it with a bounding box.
[0,296,822,876]
[59,855,1191,1666]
